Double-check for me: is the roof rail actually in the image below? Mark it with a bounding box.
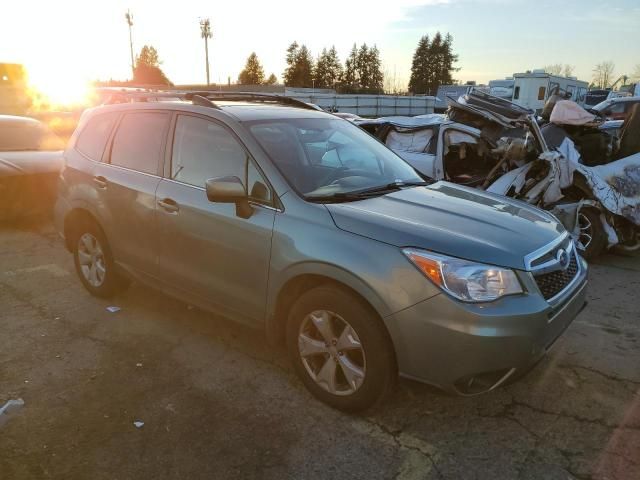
[98,89,185,105]
[183,91,320,111]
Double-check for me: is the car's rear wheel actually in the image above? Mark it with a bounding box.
[72,220,121,298]
[286,285,396,412]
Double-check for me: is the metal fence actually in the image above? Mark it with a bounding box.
[285,93,436,117]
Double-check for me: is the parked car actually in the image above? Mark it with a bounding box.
[590,96,640,121]
[583,89,630,109]
[0,115,65,220]
[54,94,587,411]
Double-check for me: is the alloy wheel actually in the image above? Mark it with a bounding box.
[297,310,366,396]
[577,212,593,251]
[77,233,106,287]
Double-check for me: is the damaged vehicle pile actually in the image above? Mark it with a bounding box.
[356,91,640,259]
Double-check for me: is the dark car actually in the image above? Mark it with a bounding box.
[0,115,64,220]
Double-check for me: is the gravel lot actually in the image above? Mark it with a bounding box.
[1,215,639,480]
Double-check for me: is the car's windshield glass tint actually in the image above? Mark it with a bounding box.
[248,118,422,200]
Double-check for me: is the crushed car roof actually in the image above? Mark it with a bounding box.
[355,114,447,128]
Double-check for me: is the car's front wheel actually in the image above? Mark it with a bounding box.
[286,285,396,412]
[576,208,606,259]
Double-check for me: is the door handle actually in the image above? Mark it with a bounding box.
[93,176,107,189]
[157,198,179,213]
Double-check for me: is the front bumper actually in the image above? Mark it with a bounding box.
[384,257,588,395]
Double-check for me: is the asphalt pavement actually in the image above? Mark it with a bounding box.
[1,216,639,480]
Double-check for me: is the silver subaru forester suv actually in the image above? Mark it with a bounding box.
[55,93,588,411]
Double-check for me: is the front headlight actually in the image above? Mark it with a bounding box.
[403,248,523,302]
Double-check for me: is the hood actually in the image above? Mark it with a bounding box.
[326,182,565,270]
[0,150,64,177]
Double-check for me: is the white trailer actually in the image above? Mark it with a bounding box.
[512,71,589,112]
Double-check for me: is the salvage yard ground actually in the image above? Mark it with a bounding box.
[1,215,639,480]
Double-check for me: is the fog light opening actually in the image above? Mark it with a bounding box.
[454,368,516,395]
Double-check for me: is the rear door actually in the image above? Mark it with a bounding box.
[155,113,275,324]
[96,110,170,277]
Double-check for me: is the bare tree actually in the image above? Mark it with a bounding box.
[592,61,615,88]
[543,64,575,77]
[383,65,404,94]
[543,64,563,76]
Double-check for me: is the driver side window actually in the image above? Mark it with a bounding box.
[172,115,272,204]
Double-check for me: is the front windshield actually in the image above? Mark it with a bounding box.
[247,117,423,200]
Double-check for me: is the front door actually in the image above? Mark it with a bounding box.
[155,114,275,324]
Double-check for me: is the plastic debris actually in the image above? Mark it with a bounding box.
[133,421,144,428]
[0,398,25,426]
[106,306,121,313]
[136,363,143,368]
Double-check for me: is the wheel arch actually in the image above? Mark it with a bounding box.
[63,207,105,252]
[265,264,392,349]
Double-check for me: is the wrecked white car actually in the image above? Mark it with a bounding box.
[357,91,640,258]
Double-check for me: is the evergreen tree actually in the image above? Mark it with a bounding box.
[237,52,265,85]
[283,42,300,86]
[326,46,343,89]
[441,33,458,86]
[409,35,430,94]
[428,32,443,95]
[265,73,278,85]
[133,45,171,85]
[314,46,343,89]
[366,45,384,93]
[356,44,370,91]
[282,41,314,87]
[314,49,331,89]
[297,45,314,88]
[342,44,359,92]
[408,32,458,95]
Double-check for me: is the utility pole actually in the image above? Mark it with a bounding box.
[200,18,212,86]
[125,9,135,79]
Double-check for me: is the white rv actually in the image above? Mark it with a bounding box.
[512,71,589,112]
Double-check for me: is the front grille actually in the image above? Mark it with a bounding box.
[534,252,579,300]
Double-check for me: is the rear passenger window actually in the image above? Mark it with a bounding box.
[76,113,117,161]
[110,112,169,174]
[171,115,247,187]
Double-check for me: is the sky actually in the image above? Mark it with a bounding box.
[1,0,639,101]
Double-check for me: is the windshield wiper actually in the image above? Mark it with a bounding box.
[307,180,431,203]
[349,180,431,196]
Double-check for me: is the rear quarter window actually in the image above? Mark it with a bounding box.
[76,113,118,161]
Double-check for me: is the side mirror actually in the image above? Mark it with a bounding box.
[205,176,253,218]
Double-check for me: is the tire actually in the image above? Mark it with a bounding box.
[576,208,607,260]
[286,285,396,412]
[71,219,122,298]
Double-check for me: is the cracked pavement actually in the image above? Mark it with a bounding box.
[1,216,639,480]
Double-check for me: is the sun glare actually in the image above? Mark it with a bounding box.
[26,66,92,111]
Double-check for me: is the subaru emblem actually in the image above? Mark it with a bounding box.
[557,249,569,269]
